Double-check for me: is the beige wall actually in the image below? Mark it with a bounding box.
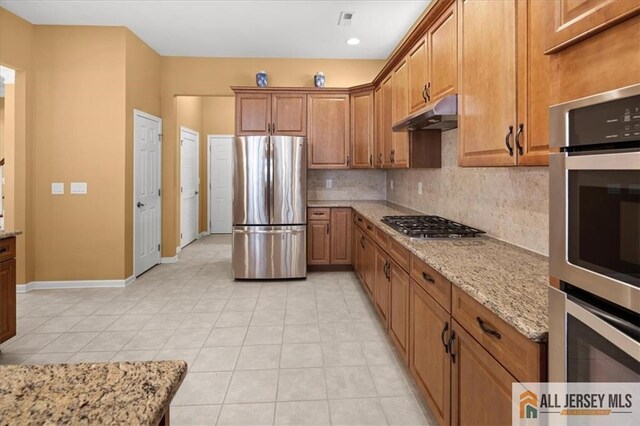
[202,96,235,136]
[125,30,161,277]
[160,57,384,256]
[0,8,34,284]
[32,25,128,281]
[387,130,549,254]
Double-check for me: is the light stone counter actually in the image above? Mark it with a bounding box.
[0,361,187,425]
[0,230,22,240]
[308,200,549,342]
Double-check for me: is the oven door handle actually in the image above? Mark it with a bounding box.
[566,298,640,363]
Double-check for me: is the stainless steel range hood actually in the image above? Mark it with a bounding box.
[392,95,458,132]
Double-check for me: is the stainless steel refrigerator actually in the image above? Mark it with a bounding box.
[232,136,307,279]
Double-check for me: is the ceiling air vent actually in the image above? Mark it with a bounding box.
[338,11,355,26]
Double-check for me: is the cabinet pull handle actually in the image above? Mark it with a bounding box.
[422,84,428,102]
[447,331,457,363]
[366,225,372,231]
[326,223,330,235]
[312,212,324,216]
[267,123,271,133]
[360,236,365,249]
[383,260,388,279]
[346,155,350,167]
[0,247,7,254]
[441,322,449,353]
[426,82,431,102]
[357,217,363,222]
[504,125,514,156]
[515,123,524,156]
[422,271,435,283]
[378,153,383,164]
[369,154,373,166]
[477,317,501,339]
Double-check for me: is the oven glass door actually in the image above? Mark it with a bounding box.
[568,169,640,287]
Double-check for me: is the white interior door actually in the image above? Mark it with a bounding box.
[208,135,233,234]
[180,127,199,247]
[134,110,162,276]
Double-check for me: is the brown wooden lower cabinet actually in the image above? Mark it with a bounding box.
[410,279,451,425]
[389,259,410,363]
[307,220,330,265]
[373,245,391,329]
[354,226,365,283]
[0,237,17,344]
[330,208,352,264]
[362,234,375,298]
[450,319,516,426]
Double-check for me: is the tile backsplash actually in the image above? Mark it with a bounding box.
[308,169,386,201]
[387,129,549,255]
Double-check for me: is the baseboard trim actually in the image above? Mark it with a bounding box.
[176,245,182,254]
[161,256,178,264]
[197,231,209,238]
[17,275,136,294]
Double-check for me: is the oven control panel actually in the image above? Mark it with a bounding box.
[569,95,640,147]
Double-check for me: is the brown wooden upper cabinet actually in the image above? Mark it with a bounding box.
[374,85,384,168]
[391,59,409,168]
[350,89,374,168]
[458,0,550,167]
[381,76,394,168]
[236,92,306,136]
[544,0,640,53]
[408,1,457,114]
[307,93,350,169]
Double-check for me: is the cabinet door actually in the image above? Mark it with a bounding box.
[272,93,307,136]
[428,2,457,103]
[374,248,390,328]
[391,60,410,168]
[308,94,350,169]
[350,90,374,168]
[408,38,428,113]
[0,259,16,344]
[516,0,550,166]
[355,226,365,283]
[458,0,517,167]
[382,76,394,168]
[410,280,451,426]
[308,220,330,265]
[236,93,271,135]
[363,235,376,298]
[545,0,640,53]
[451,320,516,426]
[389,260,410,363]
[374,85,384,168]
[330,208,352,264]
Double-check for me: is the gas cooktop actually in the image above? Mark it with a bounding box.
[381,215,486,239]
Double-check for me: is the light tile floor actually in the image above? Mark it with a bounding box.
[0,235,435,425]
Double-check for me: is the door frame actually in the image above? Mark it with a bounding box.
[180,126,200,248]
[133,109,162,276]
[207,134,234,234]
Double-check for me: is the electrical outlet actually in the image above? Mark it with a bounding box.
[326,179,332,189]
[390,179,394,190]
[51,182,64,195]
[70,182,88,194]
[418,182,423,195]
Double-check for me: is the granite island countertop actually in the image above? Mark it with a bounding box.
[308,200,549,342]
[0,360,187,425]
[0,230,22,240]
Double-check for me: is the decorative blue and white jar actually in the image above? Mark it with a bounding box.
[256,71,268,87]
[314,72,325,88]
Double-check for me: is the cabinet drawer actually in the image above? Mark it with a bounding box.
[452,286,544,382]
[374,226,390,252]
[410,255,451,312]
[308,208,330,220]
[0,237,16,263]
[362,218,375,238]
[388,238,410,272]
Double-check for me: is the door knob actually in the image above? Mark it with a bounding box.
[195,191,199,195]
[137,202,145,208]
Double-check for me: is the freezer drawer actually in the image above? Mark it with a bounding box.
[233,225,307,279]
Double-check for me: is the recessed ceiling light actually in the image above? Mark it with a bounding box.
[346,38,360,46]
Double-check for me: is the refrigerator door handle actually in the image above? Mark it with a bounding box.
[269,137,274,224]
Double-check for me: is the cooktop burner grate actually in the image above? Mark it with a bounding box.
[381,215,486,239]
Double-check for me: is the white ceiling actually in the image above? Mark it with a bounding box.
[0,0,431,59]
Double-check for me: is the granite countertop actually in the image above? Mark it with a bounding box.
[309,200,549,342]
[0,230,22,240]
[0,360,187,425]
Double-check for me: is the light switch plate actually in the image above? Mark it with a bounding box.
[70,182,88,194]
[418,182,423,195]
[51,182,64,195]
[326,179,332,189]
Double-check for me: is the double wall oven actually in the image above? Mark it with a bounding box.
[548,84,640,383]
